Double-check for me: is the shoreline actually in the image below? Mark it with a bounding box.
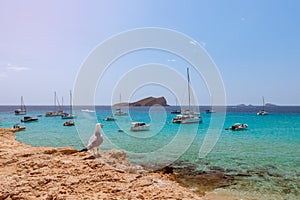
[0,128,261,199]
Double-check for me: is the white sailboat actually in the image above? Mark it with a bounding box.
[257,96,268,115]
[172,68,202,124]
[14,96,26,115]
[45,92,63,117]
[114,94,128,116]
[62,90,76,119]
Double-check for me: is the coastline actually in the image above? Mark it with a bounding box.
[0,128,281,200]
[0,128,203,199]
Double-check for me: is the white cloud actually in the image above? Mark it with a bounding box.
[189,40,198,46]
[167,59,176,62]
[6,65,30,72]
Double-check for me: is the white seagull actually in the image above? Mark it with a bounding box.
[80,123,103,156]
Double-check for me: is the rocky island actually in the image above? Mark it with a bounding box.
[114,96,168,107]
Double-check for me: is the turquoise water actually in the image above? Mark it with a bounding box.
[0,106,299,199]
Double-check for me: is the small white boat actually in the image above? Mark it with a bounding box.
[230,123,248,131]
[12,123,26,132]
[172,112,202,124]
[81,109,95,113]
[130,122,150,131]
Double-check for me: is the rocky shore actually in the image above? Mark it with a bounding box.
[0,128,204,199]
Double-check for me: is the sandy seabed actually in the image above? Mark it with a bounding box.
[0,128,250,200]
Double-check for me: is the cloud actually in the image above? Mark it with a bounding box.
[6,64,30,72]
[189,40,198,46]
[167,59,176,62]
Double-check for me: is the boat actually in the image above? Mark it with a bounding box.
[172,112,202,124]
[206,95,216,113]
[63,120,75,126]
[130,122,150,131]
[14,96,26,115]
[81,109,95,113]
[257,96,268,115]
[115,108,128,116]
[11,123,26,132]
[21,116,38,122]
[205,109,216,113]
[114,94,128,116]
[171,99,181,114]
[45,92,64,117]
[229,123,248,131]
[105,116,117,121]
[172,68,202,124]
[171,110,181,114]
[61,90,76,119]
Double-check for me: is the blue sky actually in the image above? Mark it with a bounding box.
[0,0,299,105]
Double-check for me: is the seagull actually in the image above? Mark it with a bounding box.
[80,123,103,157]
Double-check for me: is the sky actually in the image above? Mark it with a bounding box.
[0,0,299,105]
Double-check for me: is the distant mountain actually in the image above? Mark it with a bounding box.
[265,103,277,107]
[114,96,169,106]
[236,103,278,107]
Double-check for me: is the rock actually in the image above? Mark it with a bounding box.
[114,96,169,106]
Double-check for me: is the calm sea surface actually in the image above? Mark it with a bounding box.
[0,105,299,199]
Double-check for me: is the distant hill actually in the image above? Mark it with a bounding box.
[265,103,277,107]
[237,103,278,107]
[114,96,168,106]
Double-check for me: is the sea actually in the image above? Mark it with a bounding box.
[0,105,299,199]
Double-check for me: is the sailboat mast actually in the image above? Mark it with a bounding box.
[187,68,191,111]
[70,90,72,114]
[54,92,57,112]
[21,96,26,111]
[263,96,265,110]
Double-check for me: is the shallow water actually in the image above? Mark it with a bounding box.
[1,105,299,199]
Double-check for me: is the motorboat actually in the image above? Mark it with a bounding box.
[130,122,150,131]
[61,113,76,119]
[172,111,202,124]
[63,120,75,126]
[171,110,181,114]
[230,123,248,131]
[172,68,202,124]
[14,96,26,115]
[205,109,216,113]
[105,116,117,121]
[11,124,26,132]
[21,116,38,122]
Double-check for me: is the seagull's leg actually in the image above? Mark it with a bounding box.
[95,147,100,157]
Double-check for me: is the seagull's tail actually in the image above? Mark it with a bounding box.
[79,147,88,152]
